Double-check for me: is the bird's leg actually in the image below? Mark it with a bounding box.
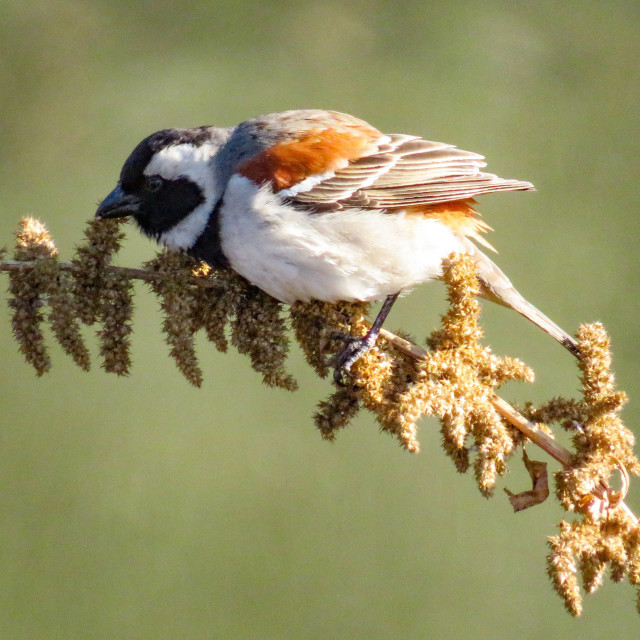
[332,293,400,385]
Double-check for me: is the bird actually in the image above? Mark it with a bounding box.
[95,109,580,383]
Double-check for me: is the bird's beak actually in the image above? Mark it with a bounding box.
[95,185,141,219]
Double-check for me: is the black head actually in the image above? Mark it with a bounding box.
[96,127,229,249]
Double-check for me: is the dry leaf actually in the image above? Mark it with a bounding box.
[505,450,549,512]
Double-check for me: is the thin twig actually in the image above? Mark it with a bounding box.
[0,259,216,287]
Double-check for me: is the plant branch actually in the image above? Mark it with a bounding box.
[380,328,638,525]
[0,259,217,287]
[381,329,574,465]
[2,257,636,524]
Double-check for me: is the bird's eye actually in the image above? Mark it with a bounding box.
[145,176,163,192]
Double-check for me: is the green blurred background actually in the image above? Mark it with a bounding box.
[1,1,639,637]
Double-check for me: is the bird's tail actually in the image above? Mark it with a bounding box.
[457,240,581,358]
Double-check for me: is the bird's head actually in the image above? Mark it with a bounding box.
[96,127,231,251]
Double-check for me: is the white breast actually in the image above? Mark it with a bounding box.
[220,175,464,304]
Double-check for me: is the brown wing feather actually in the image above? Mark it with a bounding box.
[292,135,533,210]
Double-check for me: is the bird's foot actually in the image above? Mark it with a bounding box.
[329,293,400,386]
[331,332,378,386]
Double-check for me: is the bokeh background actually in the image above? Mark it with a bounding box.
[1,1,639,638]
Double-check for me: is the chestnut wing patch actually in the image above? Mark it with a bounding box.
[237,126,384,195]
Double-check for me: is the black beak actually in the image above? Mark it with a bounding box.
[96,185,141,219]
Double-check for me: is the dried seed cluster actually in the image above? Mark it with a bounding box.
[72,216,126,325]
[8,218,296,389]
[145,251,296,390]
[3,216,640,617]
[541,324,640,615]
[292,256,534,495]
[145,250,208,386]
[8,218,134,375]
[98,272,133,375]
[8,218,90,374]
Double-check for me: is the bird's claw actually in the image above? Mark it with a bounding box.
[331,333,376,386]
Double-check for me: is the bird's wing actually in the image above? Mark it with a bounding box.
[235,110,533,211]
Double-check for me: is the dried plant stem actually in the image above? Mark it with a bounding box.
[380,327,638,526]
[1,257,636,524]
[381,328,574,463]
[0,262,585,452]
[0,260,200,286]
[490,394,574,467]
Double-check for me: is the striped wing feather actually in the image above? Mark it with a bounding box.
[292,134,533,210]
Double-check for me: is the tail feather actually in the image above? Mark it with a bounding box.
[458,240,581,358]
